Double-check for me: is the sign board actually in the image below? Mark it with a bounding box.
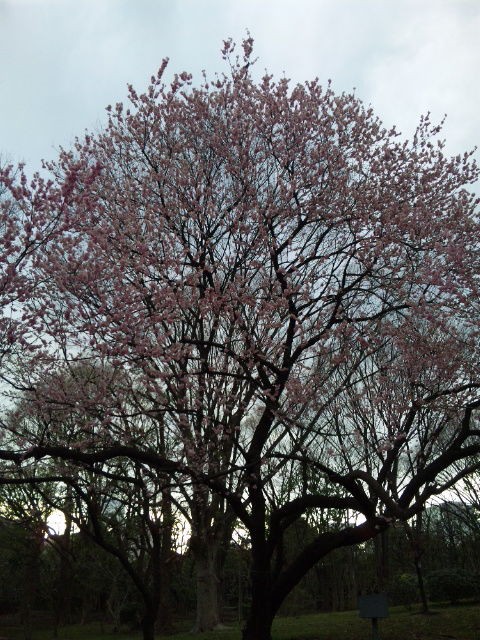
[358,593,388,619]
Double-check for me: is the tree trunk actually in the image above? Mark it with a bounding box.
[53,519,73,635]
[414,555,430,613]
[141,609,156,640]
[192,541,221,632]
[242,553,274,640]
[242,610,274,640]
[155,488,175,632]
[189,498,236,632]
[404,517,430,613]
[374,529,389,591]
[346,547,357,610]
[21,527,42,640]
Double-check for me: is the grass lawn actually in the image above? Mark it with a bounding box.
[1,603,479,640]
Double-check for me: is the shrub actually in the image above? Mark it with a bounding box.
[427,568,478,604]
[390,573,418,607]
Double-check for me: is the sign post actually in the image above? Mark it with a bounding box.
[358,593,388,640]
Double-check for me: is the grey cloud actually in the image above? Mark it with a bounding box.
[0,0,478,170]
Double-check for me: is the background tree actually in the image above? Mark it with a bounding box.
[5,367,180,640]
[0,482,52,640]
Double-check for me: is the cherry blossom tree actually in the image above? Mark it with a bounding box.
[0,157,101,401]
[1,38,479,640]
[0,161,37,368]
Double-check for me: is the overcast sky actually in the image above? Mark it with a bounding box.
[1,0,479,174]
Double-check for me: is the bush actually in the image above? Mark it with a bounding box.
[390,573,418,607]
[427,568,478,604]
